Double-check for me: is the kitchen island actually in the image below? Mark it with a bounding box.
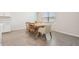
[0,23,3,45]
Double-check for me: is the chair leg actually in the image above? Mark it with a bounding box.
[50,32,52,40]
[34,32,40,39]
[42,34,47,40]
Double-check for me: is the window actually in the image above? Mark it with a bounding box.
[42,12,56,22]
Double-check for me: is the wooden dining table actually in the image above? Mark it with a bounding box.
[26,22,47,33]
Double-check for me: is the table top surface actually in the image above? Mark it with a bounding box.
[26,21,51,27]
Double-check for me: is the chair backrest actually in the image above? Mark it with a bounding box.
[38,23,52,34]
[45,24,52,33]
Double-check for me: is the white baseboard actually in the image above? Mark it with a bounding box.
[55,30,79,38]
[12,26,25,31]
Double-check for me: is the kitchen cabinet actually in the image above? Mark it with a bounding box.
[0,20,12,33]
[0,12,11,33]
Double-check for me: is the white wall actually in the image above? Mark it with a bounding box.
[10,12,79,37]
[55,12,79,37]
[10,12,37,30]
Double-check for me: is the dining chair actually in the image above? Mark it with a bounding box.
[38,23,52,40]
